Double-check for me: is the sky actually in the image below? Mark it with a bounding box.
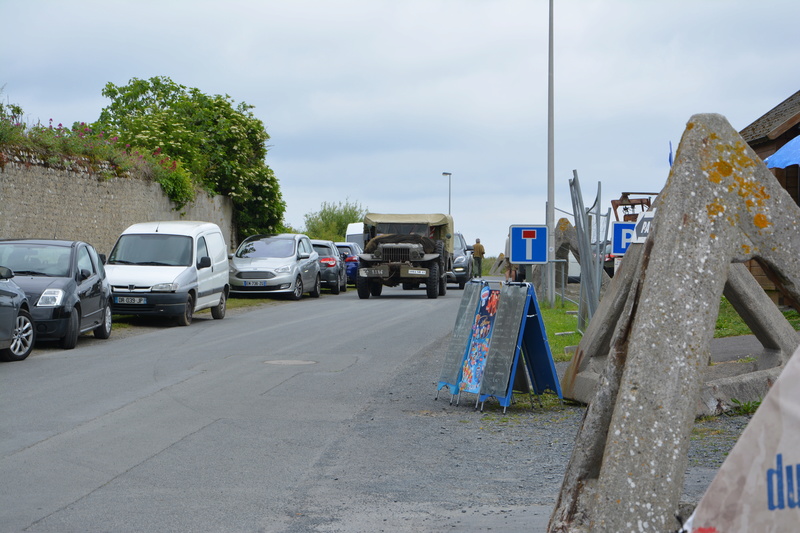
[3,0,799,256]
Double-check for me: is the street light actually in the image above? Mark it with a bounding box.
[442,172,452,214]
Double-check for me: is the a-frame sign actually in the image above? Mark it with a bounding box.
[437,281,562,411]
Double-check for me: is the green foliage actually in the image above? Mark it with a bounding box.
[0,94,196,210]
[539,298,582,363]
[729,397,761,415]
[715,296,800,337]
[303,199,367,241]
[92,76,284,239]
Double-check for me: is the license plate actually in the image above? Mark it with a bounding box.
[243,280,268,287]
[115,296,146,304]
[361,268,387,276]
[408,269,426,275]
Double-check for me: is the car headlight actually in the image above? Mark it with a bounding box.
[37,288,64,307]
[274,265,292,274]
[151,283,179,292]
[454,255,466,265]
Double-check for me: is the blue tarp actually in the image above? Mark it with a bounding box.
[765,136,800,169]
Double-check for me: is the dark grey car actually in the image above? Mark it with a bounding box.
[311,240,347,294]
[0,266,35,361]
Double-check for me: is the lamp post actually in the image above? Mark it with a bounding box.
[443,172,452,214]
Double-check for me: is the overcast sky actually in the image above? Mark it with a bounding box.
[3,0,799,255]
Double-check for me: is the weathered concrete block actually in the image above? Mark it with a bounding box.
[549,113,800,532]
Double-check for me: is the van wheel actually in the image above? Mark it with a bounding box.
[310,274,321,298]
[177,295,194,326]
[93,301,113,339]
[340,272,347,293]
[60,309,80,349]
[290,276,303,301]
[211,291,226,319]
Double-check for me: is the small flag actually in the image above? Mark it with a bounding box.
[669,141,674,166]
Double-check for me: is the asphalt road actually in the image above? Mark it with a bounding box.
[1,282,743,532]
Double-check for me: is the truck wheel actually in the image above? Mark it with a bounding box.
[370,282,383,297]
[356,275,371,299]
[426,263,439,299]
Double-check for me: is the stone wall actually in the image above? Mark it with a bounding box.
[0,150,236,255]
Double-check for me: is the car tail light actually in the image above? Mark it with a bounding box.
[320,257,337,267]
[345,255,358,262]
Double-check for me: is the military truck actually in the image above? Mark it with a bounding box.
[356,213,454,299]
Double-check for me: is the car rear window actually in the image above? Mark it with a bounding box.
[313,244,335,257]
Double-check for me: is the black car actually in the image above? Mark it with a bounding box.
[0,266,35,361]
[0,240,112,349]
[447,232,473,289]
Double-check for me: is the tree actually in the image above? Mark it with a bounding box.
[303,199,368,242]
[92,76,284,239]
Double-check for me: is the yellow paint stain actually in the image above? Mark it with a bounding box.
[754,213,771,229]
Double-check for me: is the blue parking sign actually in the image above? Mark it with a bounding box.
[611,221,636,255]
[509,225,548,264]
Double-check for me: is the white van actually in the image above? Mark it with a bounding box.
[345,222,364,248]
[105,221,230,326]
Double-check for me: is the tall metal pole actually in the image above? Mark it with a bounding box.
[443,172,452,214]
[546,0,555,306]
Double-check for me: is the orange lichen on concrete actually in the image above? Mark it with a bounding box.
[741,243,752,254]
[557,218,572,231]
[753,213,772,229]
[706,199,726,219]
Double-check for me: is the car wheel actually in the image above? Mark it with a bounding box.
[211,290,226,319]
[176,295,194,326]
[60,309,80,349]
[0,309,35,361]
[310,274,321,298]
[356,274,370,299]
[331,274,341,294]
[339,271,347,293]
[458,278,466,290]
[93,300,112,339]
[438,271,447,296]
[426,263,439,299]
[290,276,303,301]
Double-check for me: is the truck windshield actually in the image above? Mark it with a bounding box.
[108,234,193,266]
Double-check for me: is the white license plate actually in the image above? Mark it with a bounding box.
[115,296,146,304]
[243,280,268,287]
[408,269,426,275]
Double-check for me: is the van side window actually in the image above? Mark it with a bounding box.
[197,237,209,265]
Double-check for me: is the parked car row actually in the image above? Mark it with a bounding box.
[0,223,365,361]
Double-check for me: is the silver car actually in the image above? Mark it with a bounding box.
[229,234,321,300]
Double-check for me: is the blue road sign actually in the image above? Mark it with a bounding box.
[509,225,548,264]
[611,221,636,255]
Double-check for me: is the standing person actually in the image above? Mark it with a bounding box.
[504,234,516,282]
[472,238,485,278]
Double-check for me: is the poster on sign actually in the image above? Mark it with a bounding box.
[459,285,500,394]
[682,346,800,532]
